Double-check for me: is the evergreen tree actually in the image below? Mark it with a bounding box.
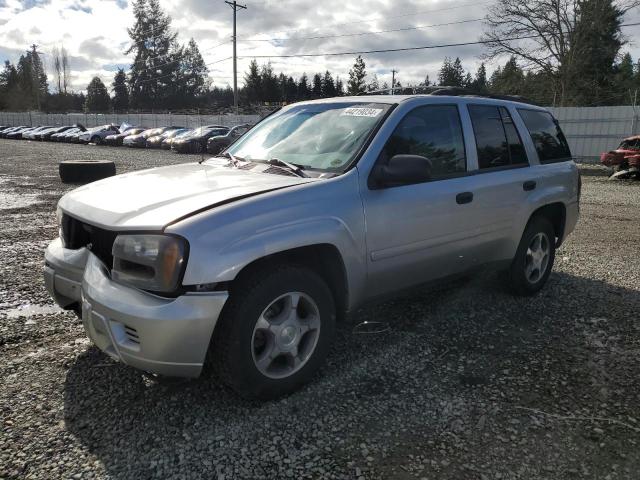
[285,76,297,102]
[347,55,367,95]
[243,60,262,104]
[126,0,180,109]
[178,38,209,106]
[111,68,129,111]
[335,77,344,96]
[312,73,323,98]
[297,73,310,99]
[367,73,379,92]
[490,57,525,95]
[85,76,111,112]
[471,63,488,93]
[438,57,465,87]
[420,75,431,87]
[322,70,336,97]
[260,62,279,102]
[569,0,624,105]
[0,60,21,110]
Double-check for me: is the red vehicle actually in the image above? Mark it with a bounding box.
[600,136,640,172]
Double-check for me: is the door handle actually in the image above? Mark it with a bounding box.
[456,192,474,204]
[523,180,537,191]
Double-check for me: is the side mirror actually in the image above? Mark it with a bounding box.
[370,154,432,189]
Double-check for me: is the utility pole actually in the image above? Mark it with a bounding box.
[226,0,247,115]
[391,69,398,95]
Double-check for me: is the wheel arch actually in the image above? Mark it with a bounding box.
[527,202,567,247]
[227,243,350,319]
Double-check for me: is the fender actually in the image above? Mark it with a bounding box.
[167,171,369,309]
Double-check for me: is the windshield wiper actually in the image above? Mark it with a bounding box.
[200,151,244,165]
[266,158,308,178]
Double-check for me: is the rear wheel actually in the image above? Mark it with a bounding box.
[91,135,102,145]
[508,216,556,296]
[211,264,335,400]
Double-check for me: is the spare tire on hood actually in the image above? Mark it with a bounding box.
[59,160,116,184]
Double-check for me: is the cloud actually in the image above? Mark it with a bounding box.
[1,0,640,93]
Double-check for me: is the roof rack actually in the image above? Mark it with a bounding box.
[358,85,540,106]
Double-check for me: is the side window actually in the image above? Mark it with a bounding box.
[384,105,466,179]
[518,109,572,163]
[468,104,528,169]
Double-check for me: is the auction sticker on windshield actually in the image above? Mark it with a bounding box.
[341,107,383,117]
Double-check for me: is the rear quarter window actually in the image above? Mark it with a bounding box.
[518,109,572,163]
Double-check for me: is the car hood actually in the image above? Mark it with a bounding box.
[58,162,313,230]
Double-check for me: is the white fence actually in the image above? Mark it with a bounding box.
[1,106,638,162]
[0,111,260,129]
[548,106,639,163]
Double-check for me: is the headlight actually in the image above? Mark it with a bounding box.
[111,234,188,293]
[56,206,66,247]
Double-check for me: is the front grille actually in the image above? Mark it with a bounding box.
[61,214,118,268]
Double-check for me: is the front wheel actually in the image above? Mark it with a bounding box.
[211,265,336,400]
[508,216,556,296]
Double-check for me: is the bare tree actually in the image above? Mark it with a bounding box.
[482,0,638,105]
[52,46,63,93]
[61,46,70,94]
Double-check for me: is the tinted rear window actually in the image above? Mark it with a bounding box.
[518,109,572,163]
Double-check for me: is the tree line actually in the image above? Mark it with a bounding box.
[1,0,640,113]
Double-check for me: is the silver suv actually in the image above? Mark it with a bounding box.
[44,94,580,399]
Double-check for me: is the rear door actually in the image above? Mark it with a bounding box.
[463,103,536,262]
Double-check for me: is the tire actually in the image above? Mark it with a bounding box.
[59,160,116,184]
[91,135,102,145]
[211,264,336,400]
[508,216,556,296]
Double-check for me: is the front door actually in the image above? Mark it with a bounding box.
[359,104,481,298]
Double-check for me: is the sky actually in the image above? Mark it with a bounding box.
[1,0,640,94]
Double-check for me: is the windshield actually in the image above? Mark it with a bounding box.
[226,103,390,170]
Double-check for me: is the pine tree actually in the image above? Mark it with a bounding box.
[438,57,465,87]
[260,62,279,102]
[178,38,210,107]
[471,63,488,93]
[322,70,336,97]
[312,73,322,98]
[126,0,180,109]
[85,77,111,112]
[347,56,367,95]
[335,77,344,96]
[490,57,525,95]
[243,60,262,104]
[111,68,129,111]
[15,47,48,110]
[0,60,21,110]
[297,73,310,99]
[569,0,624,105]
[367,73,379,92]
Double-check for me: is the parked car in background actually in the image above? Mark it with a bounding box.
[51,127,83,142]
[146,128,189,148]
[61,128,85,143]
[0,126,27,138]
[161,128,193,150]
[6,126,37,139]
[123,127,180,148]
[78,125,119,145]
[601,136,640,173]
[171,125,229,153]
[206,124,252,155]
[38,126,75,141]
[23,126,54,140]
[105,127,146,146]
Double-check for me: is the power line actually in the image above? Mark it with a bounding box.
[127,40,231,75]
[237,0,493,40]
[240,18,484,43]
[132,56,232,85]
[236,21,640,60]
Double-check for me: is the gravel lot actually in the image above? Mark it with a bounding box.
[1,139,639,480]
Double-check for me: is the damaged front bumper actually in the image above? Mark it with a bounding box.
[44,238,227,377]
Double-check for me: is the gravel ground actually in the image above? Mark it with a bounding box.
[1,139,639,480]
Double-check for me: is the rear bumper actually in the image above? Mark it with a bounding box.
[44,239,228,377]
